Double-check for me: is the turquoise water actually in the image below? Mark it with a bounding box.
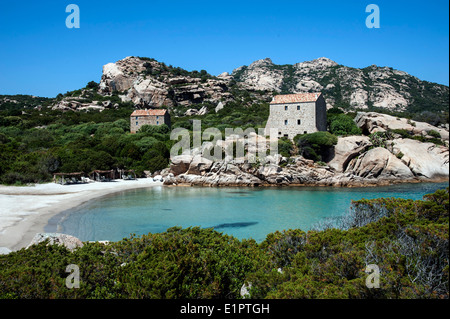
[46,182,448,243]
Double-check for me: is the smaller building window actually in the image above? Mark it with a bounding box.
[297,119,301,125]
[136,122,138,126]
[136,116,138,120]
[285,105,288,110]
[157,121,159,125]
[156,116,159,119]
[297,105,300,110]
[284,120,288,125]
[304,131,307,134]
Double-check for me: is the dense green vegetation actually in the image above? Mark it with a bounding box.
[170,94,270,132]
[326,108,362,136]
[0,188,447,299]
[277,137,294,158]
[294,131,338,162]
[0,85,273,184]
[0,93,172,184]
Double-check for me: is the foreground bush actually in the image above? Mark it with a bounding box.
[0,188,448,299]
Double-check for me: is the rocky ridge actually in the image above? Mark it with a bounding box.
[51,96,119,112]
[98,56,235,110]
[231,57,448,111]
[46,56,448,114]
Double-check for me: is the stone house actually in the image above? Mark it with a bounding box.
[264,93,327,139]
[130,109,171,133]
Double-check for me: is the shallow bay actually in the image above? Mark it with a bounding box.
[46,182,449,243]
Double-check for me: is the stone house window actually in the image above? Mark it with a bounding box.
[297,119,301,125]
[297,105,300,110]
[285,105,288,110]
[284,120,288,125]
[157,121,159,125]
[136,122,138,126]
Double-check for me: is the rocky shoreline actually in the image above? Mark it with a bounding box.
[161,154,448,188]
[164,176,449,188]
[160,112,449,188]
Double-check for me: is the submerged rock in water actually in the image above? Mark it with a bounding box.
[212,222,258,229]
[27,233,84,252]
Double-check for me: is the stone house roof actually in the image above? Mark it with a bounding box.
[131,109,168,117]
[270,93,322,104]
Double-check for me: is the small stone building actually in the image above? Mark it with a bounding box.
[130,109,171,133]
[264,93,327,139]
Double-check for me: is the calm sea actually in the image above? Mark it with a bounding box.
[45,182,449,243]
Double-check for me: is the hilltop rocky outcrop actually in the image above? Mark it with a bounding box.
[97,56,234,109]
[44,55,448,113]
[231,57,448,111]
[51,96,118,112]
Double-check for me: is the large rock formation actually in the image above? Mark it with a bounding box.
[355,112,449,141]
[51,97,117,112]
[345,147,414,180]
[232,58,286,92]
[27,233,84,252]
[328,135,372,172]
[392,139,449,178]
[169,155,193,176]
[98,56,234,108]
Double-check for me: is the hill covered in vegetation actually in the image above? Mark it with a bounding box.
[0,56,448,185]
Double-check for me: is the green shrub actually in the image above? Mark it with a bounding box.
[86,81,99,90]
[295,131,338,162]
[428,130,441,139]
[328,113,362,136]
[368,131,394,148]
[391,129,412,138]
[141,154,168,173]
[277,137,294,157]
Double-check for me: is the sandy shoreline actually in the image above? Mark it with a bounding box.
[0,179,163,252]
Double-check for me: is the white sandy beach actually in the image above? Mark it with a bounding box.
[0,179,163,252]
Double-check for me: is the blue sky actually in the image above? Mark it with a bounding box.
[0,0,448,97]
